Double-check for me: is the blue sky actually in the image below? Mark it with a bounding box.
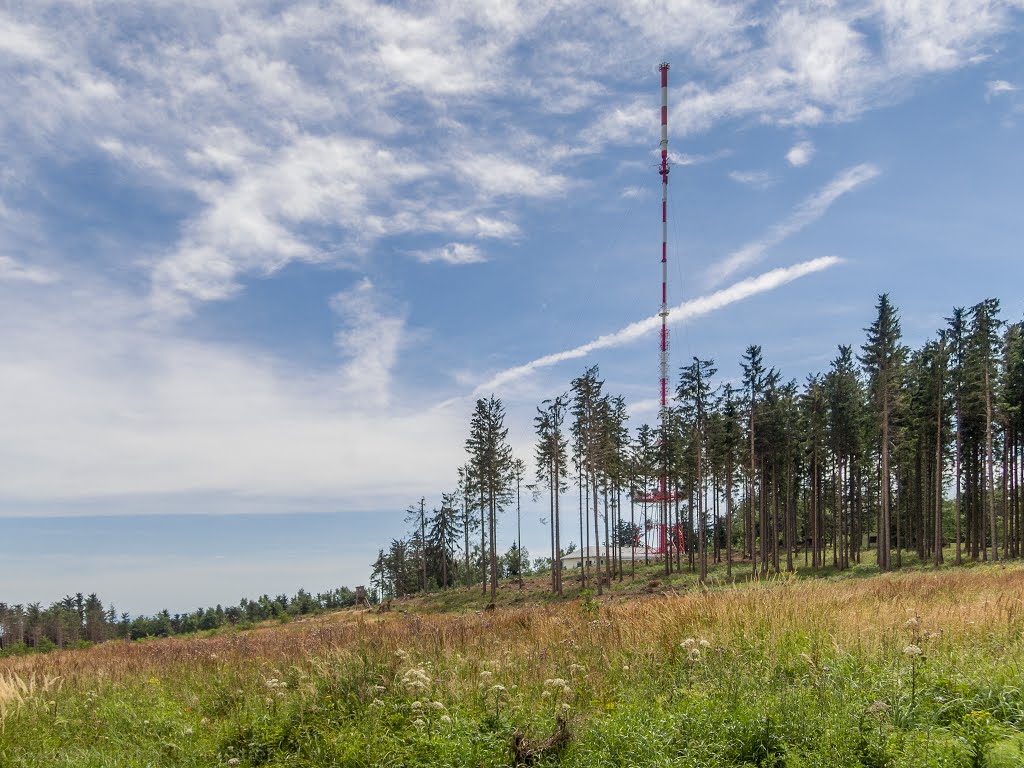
[1,1,1022,614]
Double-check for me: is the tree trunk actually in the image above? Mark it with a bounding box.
[726,460,733,579]
[880,393,891,571]
[489,493,498,603]
[549,467,557,593]
[934,392,944,567]
[554,457,563,596]
[955,399,963,564]
[481,487,488,596]
[593,470,602,595]
[986,367,998,561]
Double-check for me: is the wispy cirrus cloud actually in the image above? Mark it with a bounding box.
[983,78,1015,102]
[0,255,59,284]
[986,79,1017,97]
[474,256,843,395]
[706,163,880,288]
[409,242,486,265]
[3,0,1019,322]
[581,1,1022,148]
[729,170,777,189]
[330,278,406,409]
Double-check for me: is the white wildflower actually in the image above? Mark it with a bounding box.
[479,671,493,680]
[689,648,702,661]
[542,691,552,699]
[411,701,423,710]
[440,714,452,724]
[903,644,923,657]
[412,718,426,728]
[905,617,920,628]
[431,701,445,711]
[681,638,697,650]
[699,639,711,648]
[402,667,432,693]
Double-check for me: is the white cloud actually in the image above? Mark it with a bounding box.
[474,256,843,395]
[581,1,1021,148]
[986,79,1017,97]
[0,255,59,284]
[786,141,815,167]
[1,0,1016,324]
[150,135,435,314]
[707,163,880,287]
[729,170,777,189]
[0,15,52,61]
[330,278,406,409]
[410,242,487,265]
[0,279,461,507]
[455,155,568,200]
[673,149,732,166]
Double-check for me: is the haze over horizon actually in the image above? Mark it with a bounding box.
[2,0,1023,614]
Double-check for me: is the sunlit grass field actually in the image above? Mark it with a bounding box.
[3,561,1024,767]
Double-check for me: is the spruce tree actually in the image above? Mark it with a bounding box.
[860,294,907,571]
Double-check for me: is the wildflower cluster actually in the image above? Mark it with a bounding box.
[542,677,573,712]
[542,678,571,697]
[401,666,431,695]
[681,637,709,662]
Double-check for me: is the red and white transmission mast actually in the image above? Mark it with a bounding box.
[656,62,678,557]
[658,61,670,466]
[637,63,681,558]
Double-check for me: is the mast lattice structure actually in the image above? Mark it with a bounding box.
[637,62,681,557]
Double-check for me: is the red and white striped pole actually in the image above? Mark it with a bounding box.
[658,62,670,498]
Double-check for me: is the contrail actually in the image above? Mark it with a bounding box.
[474,255,843,395]
[706,163,879,287]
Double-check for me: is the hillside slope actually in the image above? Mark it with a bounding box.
[3,563,1024,767]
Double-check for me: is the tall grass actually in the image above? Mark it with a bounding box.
[2,564,1023,766]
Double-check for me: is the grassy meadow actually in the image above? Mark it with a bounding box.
[3,561,1024,767]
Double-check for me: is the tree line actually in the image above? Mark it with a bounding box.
[374,295,1024,597]
[0,585,358,654]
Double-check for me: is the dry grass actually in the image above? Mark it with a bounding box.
[0,672,61,727]
[3,563,1021,696]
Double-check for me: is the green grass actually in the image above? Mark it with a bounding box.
[3,560,1024,767]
